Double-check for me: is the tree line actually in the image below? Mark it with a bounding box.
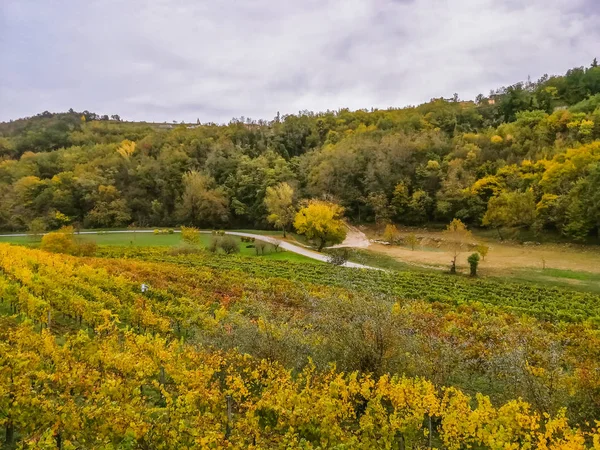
[1,60,600,239]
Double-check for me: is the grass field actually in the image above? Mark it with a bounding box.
[0,231,318,264]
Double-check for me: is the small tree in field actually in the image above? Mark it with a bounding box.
[181,226,200,245]
[294,200,347,251]
[383,224,399,243]
[476,243,489,261]
[468,253,480,276]
[405,233,418,251]
[443,219,473,274]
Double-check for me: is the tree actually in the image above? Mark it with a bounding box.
[405,233,418,251]
[468,253,480,276]
[264,182,295,237]
[27,218,47,241]
[391,182,410,221]
[366,192,391,225]
[382,224,400,243]
[482,190,537,239]
[476,243,489,261]
[443,219,473,274]
[294,200,347,251]
[177,171,229,227]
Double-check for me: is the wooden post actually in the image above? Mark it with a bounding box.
[225,395,232,439]
[428,414,433,449]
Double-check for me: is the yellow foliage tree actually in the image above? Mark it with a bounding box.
[294,200,347,251]
[443,219,473,274]
[116,139,136,160]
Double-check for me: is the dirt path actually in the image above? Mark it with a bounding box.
[329,226,371,249]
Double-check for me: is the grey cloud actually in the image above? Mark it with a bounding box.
[1,0,599,123]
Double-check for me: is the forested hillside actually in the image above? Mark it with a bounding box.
[2,61,600,239]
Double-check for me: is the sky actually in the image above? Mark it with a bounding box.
[1,0,599,124]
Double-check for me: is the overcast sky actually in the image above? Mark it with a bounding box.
[1,0,599,124]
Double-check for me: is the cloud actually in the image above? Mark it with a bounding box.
[1,0,599,123]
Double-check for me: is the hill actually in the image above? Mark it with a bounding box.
[1,60,600,241]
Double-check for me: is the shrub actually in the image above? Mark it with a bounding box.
[382,224,399,244]
[168,244,202,256]
[405,233,418,251]
[41,226,75,254]
[255,240,267,255]
[272,239,282,252]
[220,236,240,254]
[468,253,480,277]
[327,248,350,266]
[181,226,200,245]
[208,236,221,253]
[74,241,97,257]
[168,228,174,234]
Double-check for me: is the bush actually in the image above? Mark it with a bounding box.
[404,233,419,251]
[208,236,221,253]
[468,253,480,277]
[168,228,174,234]
[181,226,200,245]
[41,227,75,254]
[255,240,267,255]
[220,236,240,254]
[168,244,202,256]
[327,248,350,266]
[382,224,399,244]
[74,241,97,257]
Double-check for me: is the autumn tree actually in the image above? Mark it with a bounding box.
[294,200,347,251]
[382,224,400,243]
[476,243,489,261]
[177,171,229,227]
[264,182,295,237]
[443,219,474,274]
[405,233,419,251]
[482,190,536,239]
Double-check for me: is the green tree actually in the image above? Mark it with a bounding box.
[294,200,347,251]
[264,182,295,237]
[482,190,537,239]
[177,171,229,227]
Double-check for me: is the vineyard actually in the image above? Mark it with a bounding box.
[98,246,600,325]
[2,243,600,448]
